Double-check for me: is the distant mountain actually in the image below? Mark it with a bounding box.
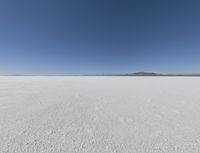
[6,74,28,76]
[125,72,200,76]
[128,72,162,76]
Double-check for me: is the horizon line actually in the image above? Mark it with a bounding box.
[2,71,200,77]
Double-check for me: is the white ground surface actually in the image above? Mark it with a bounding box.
[0,77,200,153]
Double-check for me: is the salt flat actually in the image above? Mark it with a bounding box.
[0,76,200,153]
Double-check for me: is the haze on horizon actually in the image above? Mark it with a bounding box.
[0,0,200,75]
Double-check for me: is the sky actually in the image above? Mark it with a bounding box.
[0,0,200,75]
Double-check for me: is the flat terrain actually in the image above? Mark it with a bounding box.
[1,77,200,153]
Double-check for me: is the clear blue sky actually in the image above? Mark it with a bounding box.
[0,0,200,75]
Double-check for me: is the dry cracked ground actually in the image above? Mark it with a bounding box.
[0,76,200,153]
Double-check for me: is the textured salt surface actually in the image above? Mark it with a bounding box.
[0,76,200,153]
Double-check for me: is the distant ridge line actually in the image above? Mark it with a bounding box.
[83,72,200,76]
[124,72,200,76]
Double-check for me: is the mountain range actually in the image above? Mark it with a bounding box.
[4,72,200,76]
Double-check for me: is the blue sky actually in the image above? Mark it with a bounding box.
[0,0,200,75]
